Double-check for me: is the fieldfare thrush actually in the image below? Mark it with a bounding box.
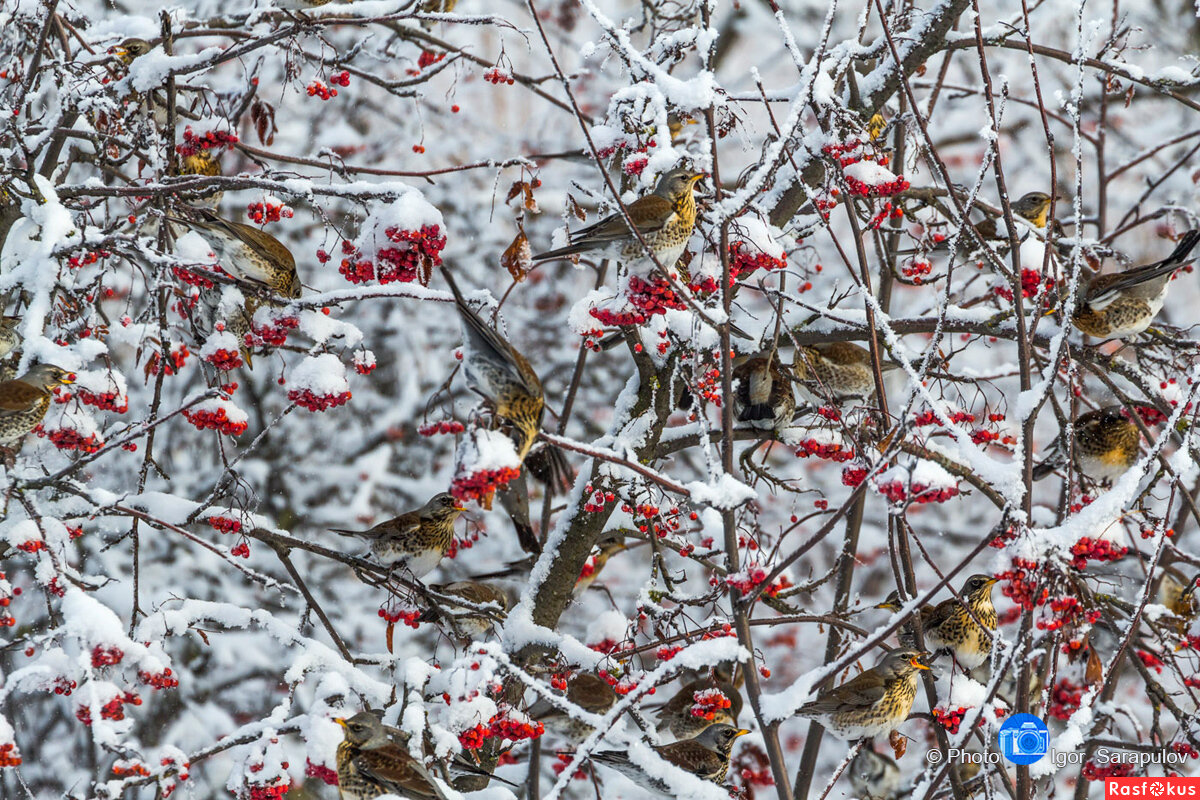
[420,580,510,638]
[1032,406,1141,485]
[920,574,998,670]
[334,712,449,800]
[529,672,617,745]
[655,666,743,740]
[331,492,465,578]
[796,648,930,740]
[794,342,895,404]
[733,354,795,433]
[0,364,75,447]
[591,723,749,789]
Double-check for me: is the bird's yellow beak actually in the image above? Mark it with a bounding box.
[874,601,901,611]
[334,717,347,728]
[62,373,76,385]
[108,46,127,58]
[985,577,999,586]
[735,729,751,737]
[689,172,708,184]
[453,500,467,512]
[911,656,931,671]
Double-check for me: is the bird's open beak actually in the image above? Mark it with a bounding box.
[62,373,76,384]
[911,655,932,671]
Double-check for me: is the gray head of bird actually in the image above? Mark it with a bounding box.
[653,167,707,202]
[335,711,389,748]
[1011,191,1053,225]
[961,574,999,600]
[109,38,153,66]
[20,364,75,389]
[874,590,904,612]
[420,492,467,521]
[692,723,750,753]
[876,648,932,678]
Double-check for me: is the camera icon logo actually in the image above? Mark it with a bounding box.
[997,713,1049,765]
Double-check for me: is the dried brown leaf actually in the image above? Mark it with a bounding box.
[501,226,533,283]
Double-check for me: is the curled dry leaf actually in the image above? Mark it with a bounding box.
[501,225,532,283]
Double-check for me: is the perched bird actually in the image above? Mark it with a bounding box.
[1071,230,1200,339]
[655,666,743,740]
[1031,406,1140,485]
[0,365,75,447]
[331,493,465,578]
[733,354,795,433]
[572,538,628,598]
[901,191,1053,257]
[108,37,152,66]
[920,574,999,670]
[793,342,894,404]
[591,723,749,790]
[1158,568,1199,621]
[334,712,449,800]
[420,581,510,638]
[444,271,547,462]
[531,167,706,272]
[170,213,301,299]
[529,672,617,744]
[181,149,223,209]
[874,590,932,649]
[796,648,931,741]
[848,746,903,800]
[0,317,20,360]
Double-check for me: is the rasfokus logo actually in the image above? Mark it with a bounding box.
[1106,778,1200,797]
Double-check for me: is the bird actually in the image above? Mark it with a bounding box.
[419,581,510,638]
[655,666,743,740]
[874,591,933,649]
[901,191,1053,257]
[180,149,223,209]
[529,672,617,744]
[331,493,465,578]
[848,745,903,800]
[108,37,152,66]
[590,723,749,790]
[531,167,706,273]
[919,574,999,670]
[0,365,75,447]
[796,648,931,741]
[0,317,20,360]
[169,212,301,299]
[733,354,795,433]
[1031,406,1140,485]
[793,342,895,404]
[572,538,628,598]
[443,270,547,463]
[1160,569,1199,619]
[334,712,449,800]
[1070,230,1200,339]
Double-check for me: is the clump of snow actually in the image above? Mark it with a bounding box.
[728,214,785,258]
[288,354,350,395]
[355,191,445,261]
[843,160,900,186]
[455,427,521,473]
[686,474,757,510]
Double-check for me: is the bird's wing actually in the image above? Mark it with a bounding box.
[333,511,420,539]
[814,671,888,712]
[1087,230,1200,306]
[353,746,445,800]
[571,195,675,243]
[655,741,723,778]
[443,271,542,399]
[0,383,41,414]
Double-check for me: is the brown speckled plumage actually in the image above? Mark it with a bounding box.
[335,712,447,800]
[733,355,795,433]
[0,365,75,447]
[591,723,748,788]
[921,575,998,670]
[331,493,464,577]
[797,648,930,740]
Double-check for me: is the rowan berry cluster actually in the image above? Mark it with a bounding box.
[176,127,238,157]
[932,706,968,734]
[1047,678,1083,720]
[729,241,786,278]
[1069,537,1128,570]
[78,388,128,413]
[208,516,242,534]
[36,426,104,453]
[418,420,466,436]
[184,401,249,436]
[451,467,522,503]
[795,438,854,461]
[76,691,142,725]
[997,557,1049,609]
[626,275,689,315]
[91,645,124,667]
[288,388,352,412]
[690,689,732,720]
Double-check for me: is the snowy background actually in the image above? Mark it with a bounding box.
[1,0,1199,798]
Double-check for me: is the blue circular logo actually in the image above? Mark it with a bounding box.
[997,713,1049,765]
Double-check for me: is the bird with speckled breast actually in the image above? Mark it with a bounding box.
[794,342,896,404]
[331,493,465,578]
[334,712,449,800]
[528,672,617,745]
[0,365,75,447]
[920,574,998,670]
[796,648,930,740]
[171,213,301,300]
[590,723,749,790]
[733,354,795,433]
[532,167,706,273]
[1071,230,1200,340]
[1032,406,1142,485]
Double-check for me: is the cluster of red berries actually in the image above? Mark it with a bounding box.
[583,485,617,513]
[551,752,590,780]
[249,316,299,348]
[65,248,110,269]
[841,465,868,487]
[588,307,648,327]
[177,127,238,157]
[901,260,933,283]
[656,645,683,662]
[111,760,150,777]
[15,538,46,554]
[1081,760,1136,780]
[305,760,339,786]
[240,778,291,800]
[623,156,648,177]
[172,265,216,289]
[246,201,293,224]
[729,241,787,279]
[699,622,738,643]
[691,364,723,407]
[932,706,969,734]
[1048,678,1083,720]
[306,80,338,100]
[867,202,906,229]
[1172,742,1200,760]
[36,426,104,453]
[418,420,466,436]
[76,691,142,725]
[845,174,910,198]
[913,409,976,426]
[1069,537,1128,570]
[997,557,1048,609]
[230,542,251,558]
[687,275,722,295]
[877,480,960,505]
[416,51,444,71]
[451,467,522,503]
[379,607,422,628]
[458,714,543,750]
[816,406,841,422]
[598,668,649,695]
[288,388,352,412]
[444,526,482,559]
[1136,649,1164,674]
[1037,596,1100,631]
[204,346,243,371]
[995,269,1056,303]
[627,275,689,316]
[184,404,248,436]
[1135,405,1168,425]
[91,645,124,668]
[690,689,732,720]
[795,438,854,462]
[483,68,515,85]
[147,344,191,376]
[0,743,21,768]
[730,742,775,794]
[78,389,129,414]
[339,225,447,285]
[50,677,77,695]
[139,668,179,690]
[353,350,376,375]
[208,516,243,534]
